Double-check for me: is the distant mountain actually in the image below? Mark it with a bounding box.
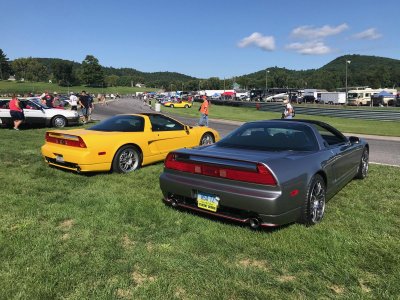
[9,55,400,90]
[235,55,400,91]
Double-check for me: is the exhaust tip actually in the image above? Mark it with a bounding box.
[170,198,178,208]
[249,218,261,229]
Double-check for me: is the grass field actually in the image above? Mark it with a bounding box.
[0,81,155,95]
[160,102,400,137]
[0,127,399,299]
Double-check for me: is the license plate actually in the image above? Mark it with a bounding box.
[56,155,64,163]
[197,192,220,212]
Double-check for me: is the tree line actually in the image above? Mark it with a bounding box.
[1,49,399,91]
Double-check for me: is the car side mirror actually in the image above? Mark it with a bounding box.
[349,136,360,144]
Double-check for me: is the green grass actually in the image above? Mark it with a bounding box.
[159,102,400,137]
[0,81,155,95]
[0,128,399,299]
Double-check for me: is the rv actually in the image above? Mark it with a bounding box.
[347,88,397,106]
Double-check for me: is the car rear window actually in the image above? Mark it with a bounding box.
[88,115,144,132]
[217,122,319,151]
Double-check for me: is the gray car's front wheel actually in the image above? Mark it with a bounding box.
[355,148,369,179]
[300,174,326,226]
[52,116,67,128]
[200,133,214,145]
[112,145,142,173]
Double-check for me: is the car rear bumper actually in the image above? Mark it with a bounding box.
[43,156,110,172]
[159,171,301,227]
[41,144,111,172]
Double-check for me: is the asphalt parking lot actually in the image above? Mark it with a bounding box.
[92,97,400,167]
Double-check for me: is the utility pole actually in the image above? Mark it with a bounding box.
[345,60,351,104]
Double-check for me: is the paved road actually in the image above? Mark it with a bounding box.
[92,97,400,167]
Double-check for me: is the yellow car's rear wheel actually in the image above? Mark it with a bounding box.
[200,133,214,145]
[112,145,142,173]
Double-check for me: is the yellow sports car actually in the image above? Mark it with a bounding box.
[163,101,192,108]
[41,113,219,173]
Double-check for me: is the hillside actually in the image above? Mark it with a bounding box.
[3,54,400,91]
[236,55,400,91]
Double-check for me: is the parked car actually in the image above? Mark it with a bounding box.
[41,113,219,173]
[163,100,192,108]
[0,98,80,128]
[160,119,369,228]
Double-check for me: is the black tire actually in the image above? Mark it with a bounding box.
[170,104,174,108]
[52,116,67,128]
[355,148,369,179]
[200,133,214,145]
[112,145,142,173]
[184,104,189,108]
[299,174,326,226]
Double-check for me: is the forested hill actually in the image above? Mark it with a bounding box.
[35,58,196,85]
[4,54,400,90]
[235,54,400,91]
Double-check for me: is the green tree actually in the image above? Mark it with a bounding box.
[0,49,12,80]
[105,75,119,87]
[80,55,104,86]
[12,58,48,81]
[25,59,48,81]
[207,77,221,89]
[12,58,29,80]
[51,60,76,86]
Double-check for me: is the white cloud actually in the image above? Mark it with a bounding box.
[291,23,349,39]
[352,28,382,40]
[237,32,275,51]
[286,41,332,55]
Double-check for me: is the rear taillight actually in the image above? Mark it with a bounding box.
[45,132,87,148]
[165,153,277,186]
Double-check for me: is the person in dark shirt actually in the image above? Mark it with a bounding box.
[45,93,54,108]
[78,90,90,123]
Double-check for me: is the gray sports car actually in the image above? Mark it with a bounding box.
[159,119,369,228]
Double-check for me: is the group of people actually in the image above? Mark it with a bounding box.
[197,95,295,126]
[9,91,293,131]
[69,91,95,123]
[40,91,63,108]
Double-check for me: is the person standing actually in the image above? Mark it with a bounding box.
[44,92,54,108]
[40,91,48,105]
[100,94,107,105]
[143,93,147,106]
[78,90,90,123]
[282,99,294,119]
[9,94,24,130]
[199,95,209,126]
[69,92,78,111]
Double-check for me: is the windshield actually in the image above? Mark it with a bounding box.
[347,93,359,99]
[217,122,319,151]
[88,115,145,132]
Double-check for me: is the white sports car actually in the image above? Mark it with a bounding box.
[0,98,80,128]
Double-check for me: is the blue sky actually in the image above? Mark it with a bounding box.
[1,0,399,78]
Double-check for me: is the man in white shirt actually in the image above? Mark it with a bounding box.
[283,99,293,119]
[69,92,78,111]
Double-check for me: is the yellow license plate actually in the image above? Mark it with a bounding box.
[197,192,220,212]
